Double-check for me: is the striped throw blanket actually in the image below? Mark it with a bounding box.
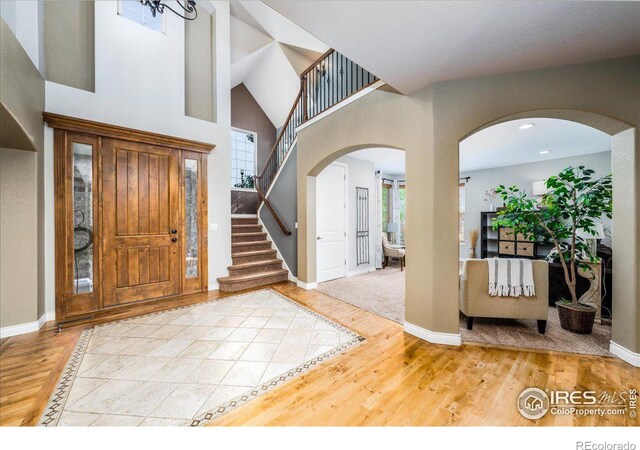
[487,258,535,297]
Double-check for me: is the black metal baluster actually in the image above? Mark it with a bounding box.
[351,59,354,95]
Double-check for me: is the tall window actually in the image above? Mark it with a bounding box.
[459,183,466,243]
[399,185,406,243]
[231,129,256,189]
[118,0,165,33]
[381,181,406,243]
[382,183,391,231]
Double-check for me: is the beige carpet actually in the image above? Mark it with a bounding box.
[316,264,405,324]
[316,262,613,356]
[460,309,612,356]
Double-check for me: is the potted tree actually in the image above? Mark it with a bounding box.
[493,166,612,334]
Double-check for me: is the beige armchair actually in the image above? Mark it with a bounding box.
[459,259,549,333]
[382,234,405,270]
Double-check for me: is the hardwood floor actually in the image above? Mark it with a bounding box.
[1,282,638,426]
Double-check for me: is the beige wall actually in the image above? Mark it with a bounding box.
[44,0,94,92]
[0,148,39,327]
[0,18,44,152]
[296,56,640,353]
[0,17,46,329]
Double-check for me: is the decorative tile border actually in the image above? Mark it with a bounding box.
[191,289,365,426]
[39,289,365,427]
[40,328,93,426]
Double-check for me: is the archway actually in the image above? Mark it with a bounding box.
[300,144,406,291]
[457,109,636,360]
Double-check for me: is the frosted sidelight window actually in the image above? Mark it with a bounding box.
[185,159,199,278]
[72,143,94,293]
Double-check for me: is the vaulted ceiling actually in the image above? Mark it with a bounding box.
[264,0,640,94]
[230,1,329,127]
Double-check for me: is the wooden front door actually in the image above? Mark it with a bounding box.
[102,138,181,306]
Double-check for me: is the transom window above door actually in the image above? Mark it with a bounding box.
[118,0,166,33]
[231,129,257,189]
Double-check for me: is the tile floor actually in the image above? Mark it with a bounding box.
[42,289,360,426]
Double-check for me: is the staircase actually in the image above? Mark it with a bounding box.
[217,216,288,292]
[218,50,379,293]
[255,49,379,235]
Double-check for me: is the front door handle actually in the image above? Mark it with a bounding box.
[171,237,178,243]
[317,236,323,240]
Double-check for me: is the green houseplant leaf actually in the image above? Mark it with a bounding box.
[492,166,612,306]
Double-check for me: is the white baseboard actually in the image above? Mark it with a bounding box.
[1,312,55,339]
[347,267,376,278]
[39,312,55,328]
[231,214,257,218]
[404,321,462,346]
[288,273,297,283]
[609,341,640,367]
[296,280,318,290]
[208,282,220,291]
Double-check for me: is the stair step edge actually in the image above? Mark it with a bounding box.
[228,259,282,270]
[218,269,288,283]
[232,249,277,256]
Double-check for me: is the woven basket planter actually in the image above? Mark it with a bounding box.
[556,302,596,334]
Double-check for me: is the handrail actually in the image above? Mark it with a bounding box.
[255,179,292,235]
[257,90,302,180]
[255,49,379,235]
[299,48,335,78]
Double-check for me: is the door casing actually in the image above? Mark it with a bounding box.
[316,161,348,283]
[46,113,213,324]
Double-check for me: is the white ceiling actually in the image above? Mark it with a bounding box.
[230,1,329,127]
[348,148,406,176]
[264,0,640,94]
[459,118,611,173]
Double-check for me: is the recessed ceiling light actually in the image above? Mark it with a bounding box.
[519,123,535,130]
[539,150,550,154]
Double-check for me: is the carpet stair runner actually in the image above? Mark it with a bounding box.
[217,216,289,292]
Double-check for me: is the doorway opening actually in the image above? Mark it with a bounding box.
[313,147,407,324]
[458,117,614,356]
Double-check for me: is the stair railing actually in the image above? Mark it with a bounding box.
[255,49,379,235]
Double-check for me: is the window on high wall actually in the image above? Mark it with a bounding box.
[118,0,165,33]
[231,129,257,189]
[459,183,466,243]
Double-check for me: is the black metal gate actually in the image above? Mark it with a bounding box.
[356,187,370,265]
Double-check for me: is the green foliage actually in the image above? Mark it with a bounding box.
[234,171,255,189]
[493,166,612,305]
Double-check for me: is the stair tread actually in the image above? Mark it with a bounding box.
[232,240,270,246]
[232,232,267,237]
[228,259,281,269]
[218,269,288,283]
[232,249,276,257]
[232,224,263,229]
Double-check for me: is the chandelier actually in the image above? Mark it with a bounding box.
[140,1,198,20]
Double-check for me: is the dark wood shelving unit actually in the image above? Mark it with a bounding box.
[480,211,555,260]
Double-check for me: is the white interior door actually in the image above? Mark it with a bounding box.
[316,162,347,282]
